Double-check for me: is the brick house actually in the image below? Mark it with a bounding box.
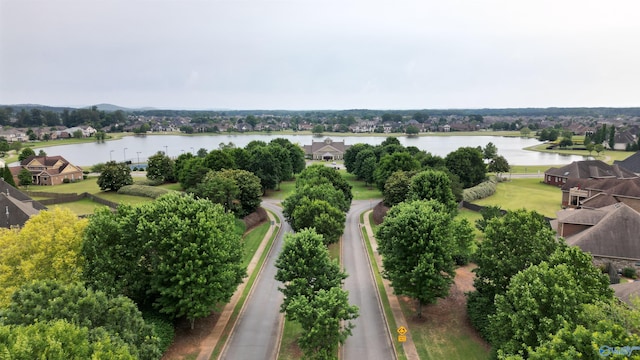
[544,160,637,187]
[10,155,84,186]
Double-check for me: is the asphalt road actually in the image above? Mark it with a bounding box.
[342,200,395,360]
[219,200,289,360]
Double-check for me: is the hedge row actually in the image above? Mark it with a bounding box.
[462,177,498,202]
[117,185,170,199]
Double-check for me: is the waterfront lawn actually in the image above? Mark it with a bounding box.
[524,143,635,163]
[473,178,562,218]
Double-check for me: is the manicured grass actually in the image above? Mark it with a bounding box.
[363,212,406,360]
[507,165,552,174]
[242,222,270,268]
[399,298,490,360]
[342,172,383,200]
[278,321,303,360]
[97,191,154,205]
[25,177,101,194]
[525,143,635,163]
[456,209,483,240]
[473,178,562,218]
[264,181,295,200]
[157,182,183,191]
[49,200,109,216]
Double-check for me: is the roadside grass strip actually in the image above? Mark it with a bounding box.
[210,212,280,359]
[362,212,407,360]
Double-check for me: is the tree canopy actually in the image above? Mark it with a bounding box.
[97,161,133,191]
[82,193,245,327]
[376,200,468,317]
[0,207,87,307]
[444,146,486,188]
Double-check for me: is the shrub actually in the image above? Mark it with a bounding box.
[135,178,165,186]
[91,163,105,173]
[462,177,498,202]
[143,312,175,354]
[623,267,637,279]
[117,185,170,199]
[63,178,70,183]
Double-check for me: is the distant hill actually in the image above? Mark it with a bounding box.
[92,103,157,112]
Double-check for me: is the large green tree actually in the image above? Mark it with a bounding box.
[275,229,347,312]
[97,161,133,191]
[445,146,486,188]
[191,171,240,214]
[467,209,558,337]
[382,170,415,207]
[18,147,35,161]
[204,149,236,171]
[146,151,175,183]
[0,207,87,307]
[344,143,373,174]
[489,245,613,358]
[487,155,510,178]
[1,280,162,360]
[296,164,353,205]
[18,168,32,187]
[374,152,420,191]
[270,138,306,175]
[376,200,467,317]
[2,164,16,187]
[407,169,457,213]
[289,197,345,244]
[82,193,245,327]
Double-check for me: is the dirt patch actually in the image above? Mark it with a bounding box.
[162,312,220,360]
[401,263,490,352]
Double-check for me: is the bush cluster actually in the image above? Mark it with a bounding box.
[462,177,498,202]
[623,267,637,279]
[117,184,170,199]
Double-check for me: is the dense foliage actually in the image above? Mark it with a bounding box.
[97,160,133,191]
[0,207,87,307]
[82,193,245,327]
[376,200,471,317]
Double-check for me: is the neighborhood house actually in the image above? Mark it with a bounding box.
[10,155,84,186]
[304,138,350,161]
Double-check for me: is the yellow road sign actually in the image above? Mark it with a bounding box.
[398,335,407,342]
[397,326,407,335]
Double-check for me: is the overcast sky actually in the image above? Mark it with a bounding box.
[1,0,639,110]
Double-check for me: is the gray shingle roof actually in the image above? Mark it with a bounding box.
[614,151,640,174]
[546,160,637,179]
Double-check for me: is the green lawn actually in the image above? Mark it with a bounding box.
[49,199,110,216]
[457,209,483,240]
[241,222,270,268]
[524,143,635,163]
[473,178,562,218]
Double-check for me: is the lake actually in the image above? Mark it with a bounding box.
[36,133,588,167]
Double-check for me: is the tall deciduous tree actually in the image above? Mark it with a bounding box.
[0,207,87,307]
[374,151,420,191]
[376,200,463,317]
[146,151,175,183]
[289,197,345,244]
[383,170,415,207]
[18,147,35,161]
[467,209,559,338]
[296,164,353,205]
[1,280,162,359]
[407,169,457,213]
[482,142,498,160]
[97,161,133,191]
[275,229,347,312]
[487,155,510,178]
[445,146,486,188]
[270,138,306,175]
[489,245,613,358]
[82,193,245,327]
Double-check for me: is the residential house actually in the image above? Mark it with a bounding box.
[56,126,97,138]
[614,151,640,175]
[544,160,637,187]
[553,203,640,269]
[10,155,84,186]
[0,178,47,228]
[613,130,637,150]
[304,138,350,160]
[560,177,640,211]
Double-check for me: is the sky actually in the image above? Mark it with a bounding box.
[1,0,640,110]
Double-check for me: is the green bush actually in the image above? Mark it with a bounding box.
[117,185,170,199]
[623,267,637,279]
[142,312,175,354]
[63,178,70,183]
[462,177,498,202]
[135,178,165,186]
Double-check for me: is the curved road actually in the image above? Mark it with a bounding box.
[219,200,290,360]
[342,200,395,359]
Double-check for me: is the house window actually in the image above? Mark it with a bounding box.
[547,175,551,181]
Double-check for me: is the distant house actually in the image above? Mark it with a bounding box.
[613,130,637,150]
[304,138,350,161]
[0,178,46,228]
[544,160,637,187]
[10,155,83,186]
[614,151,640,174]
[553,203,640,269]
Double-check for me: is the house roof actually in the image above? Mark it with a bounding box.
[0,178,46,228]
[555,207,610,226]
[547,160,637,180]
[564,203,640,260]
[20,155,68,167]
[614,151,640,174]
[580,193,619,209]
[614,130,636,145]
[304,138,350,155]
[611,281,640,305]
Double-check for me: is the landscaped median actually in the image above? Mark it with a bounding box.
[362,210,491,360]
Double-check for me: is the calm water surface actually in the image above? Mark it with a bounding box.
[36,134,587,166]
